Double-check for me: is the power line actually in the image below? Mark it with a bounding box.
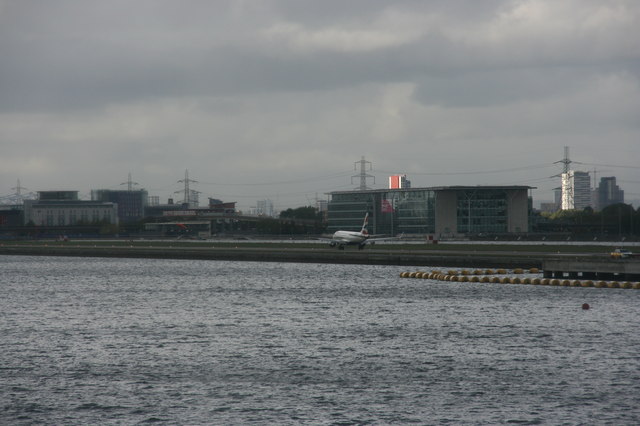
[211,183,354,200]
[120,172,139,191]
[573,161,640,170]
[377,163,555,176]
[554,146,572,174]
[194,171,353,187]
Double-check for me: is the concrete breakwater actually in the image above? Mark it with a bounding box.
[0,244,545,268]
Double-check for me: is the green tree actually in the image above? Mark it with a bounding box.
[279,206,322,221]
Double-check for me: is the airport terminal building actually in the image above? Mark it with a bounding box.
[327,186,532,238]
[23,191,118,227]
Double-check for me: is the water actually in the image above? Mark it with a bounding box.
[1,255,639,425]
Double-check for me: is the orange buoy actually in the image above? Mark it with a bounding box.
[582,303,590,310]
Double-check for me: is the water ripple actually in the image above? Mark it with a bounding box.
[1,255,639,424]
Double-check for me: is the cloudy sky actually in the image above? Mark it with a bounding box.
[1,0,639,211]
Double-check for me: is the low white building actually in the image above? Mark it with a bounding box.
[23,191,118,226]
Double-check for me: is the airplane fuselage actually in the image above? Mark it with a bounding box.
[331,230,369,245]
[328,213,372,249]
[327,213,400,249]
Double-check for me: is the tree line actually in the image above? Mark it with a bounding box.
[534,203,640,237]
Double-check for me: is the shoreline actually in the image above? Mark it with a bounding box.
[0,244,556,268]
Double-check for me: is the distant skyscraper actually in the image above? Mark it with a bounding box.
[539,202,558,213]
[594,176,624,210]
[189,190,200,207]
[91,189,148,222]
[553,187,562,210]
[561,171,591,210]
[256,199,275,217]
[315,199,328,213]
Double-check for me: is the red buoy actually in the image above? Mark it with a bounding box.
[582,303,590,310]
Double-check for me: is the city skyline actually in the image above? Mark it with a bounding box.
[1,1,639,210]
[1,162,636,213]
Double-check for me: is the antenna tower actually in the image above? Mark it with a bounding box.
[352,156,375,190]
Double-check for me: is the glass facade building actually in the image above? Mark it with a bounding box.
[328,188,436,235]
[455,188,508,234]
[91,189,148,223]
[328,186,531,237]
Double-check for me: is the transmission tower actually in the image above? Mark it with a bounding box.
[352,156,375,190]
[176,169,200,206]
[120,172,139,191]
[1,179,36,205]
[12,179,27,198]
[555,146,572,174]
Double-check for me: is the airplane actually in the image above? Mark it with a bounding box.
[327,213,400,250]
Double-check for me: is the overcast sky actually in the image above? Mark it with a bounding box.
[1,0,639,211]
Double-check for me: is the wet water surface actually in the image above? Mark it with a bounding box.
[1,256,639,424]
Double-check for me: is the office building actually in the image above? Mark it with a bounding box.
[255,199,275,217]
[594,177,624,210]
[328,186,531,237]
[389,175,411,189]
[24,191,118,226]
[553,187,562,210]
[561,171,591,210]
[91,189,148,223]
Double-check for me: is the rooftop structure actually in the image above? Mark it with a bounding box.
[389,174,410,189]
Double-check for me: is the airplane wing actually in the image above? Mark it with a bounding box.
[362,234,405,244]
[316,236,336,243]
[316,235,350,244]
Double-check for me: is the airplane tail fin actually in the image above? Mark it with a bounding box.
[360,213,369,235]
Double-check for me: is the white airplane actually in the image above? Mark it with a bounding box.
[328,213,400,249]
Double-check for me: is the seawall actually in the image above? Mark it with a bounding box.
[0,244,546,268]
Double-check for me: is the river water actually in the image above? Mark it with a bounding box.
[1,255,639,425]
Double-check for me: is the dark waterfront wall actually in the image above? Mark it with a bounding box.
[543,258,640,281]
[0,245,545,269]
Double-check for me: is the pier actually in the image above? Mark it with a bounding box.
[542,258,640,281]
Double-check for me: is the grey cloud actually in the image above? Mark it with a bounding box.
[270,0,506,26]
[413,67,588,108]
[1,0,639,208]
[3,0,637,112]
[0,0,509,112]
